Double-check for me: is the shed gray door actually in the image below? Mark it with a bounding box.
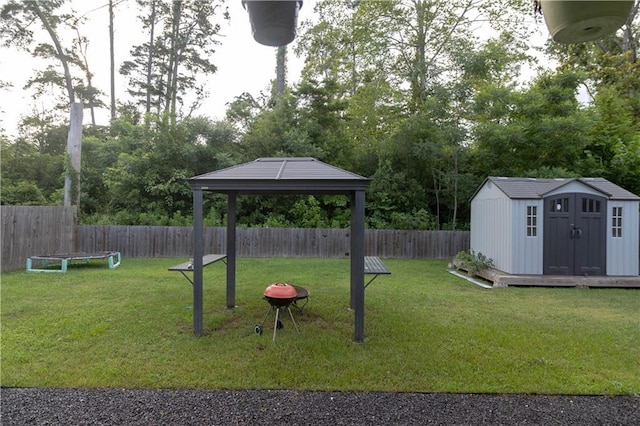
[543,194,606,275]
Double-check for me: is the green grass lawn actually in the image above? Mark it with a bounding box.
[1,257,638,394]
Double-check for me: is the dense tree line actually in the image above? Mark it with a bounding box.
[1,0,639,230]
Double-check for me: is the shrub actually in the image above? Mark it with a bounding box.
[454,250,494,277]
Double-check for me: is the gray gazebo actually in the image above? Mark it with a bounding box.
[188,157,371,342]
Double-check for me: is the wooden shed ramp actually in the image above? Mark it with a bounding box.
[478,269,640,288]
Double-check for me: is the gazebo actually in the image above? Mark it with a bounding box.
[188,157,371,342]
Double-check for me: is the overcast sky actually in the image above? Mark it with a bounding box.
[0,0,305,138]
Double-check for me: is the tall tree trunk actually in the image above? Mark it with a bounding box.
[32,3,82,210]
[451,150,458,231]
[63,103,83,212]
[432,169,441,229]
[166,0,183,126]
[621,1,638,62]
[276,45,287,98]
[109,0,116,121]
[73,26,97,126]
[146,0,157,115]
[411,0,427,111]
[32,4,75,103]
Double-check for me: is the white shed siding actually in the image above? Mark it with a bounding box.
[511,200,544,274]
[607,200,640,276]
[470,184,513,273]
[472,177,639,277]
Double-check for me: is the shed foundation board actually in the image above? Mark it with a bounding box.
[478,269,640,288]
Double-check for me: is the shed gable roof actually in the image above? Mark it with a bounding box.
[477,177,639,201]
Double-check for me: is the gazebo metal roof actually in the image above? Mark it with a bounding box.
[189,157,369,194]
[187,157,371,342]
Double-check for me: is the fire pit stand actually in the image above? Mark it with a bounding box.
[254,283,307,341]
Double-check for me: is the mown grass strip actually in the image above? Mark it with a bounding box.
[2,258,638,394]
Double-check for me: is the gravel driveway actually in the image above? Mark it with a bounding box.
[2,388,639,425]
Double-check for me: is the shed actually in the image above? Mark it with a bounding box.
[187,157,370,341]
[470,177,640,277]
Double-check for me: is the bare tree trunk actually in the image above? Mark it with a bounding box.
[146,0,157,115]
[73,26,97,126]
[32,3,81,211]
[32,4,75,103]
[276,45,287,98]
[411,0,427,111]
[168,0,183,125]
[109,0,116,121]
[451,151,458,231]
[623,2,638,63]
[64,103,83,215]
[432,169,441,229]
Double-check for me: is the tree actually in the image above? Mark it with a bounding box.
[225,91,268,132]
[296,78,352,167]
[297,1,392,92]
[240,92,320,160]
[108,0,118,121]
[120,0,229,125]
[543,2,639,192]
[1,0,86,209]
[295,1,403,174]
[298,1,530,111]
[471,70,590,177]
[1,135,65,205]
[81,116,239,224]
[293,0,534,227]
[70,22,106,126]
[276,45,287,99]
[580,85,640,195]
[546,1,640,119]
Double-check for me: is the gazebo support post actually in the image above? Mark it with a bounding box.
[193,188,204,335]
[351,190,366,342]
[226,192,237,308]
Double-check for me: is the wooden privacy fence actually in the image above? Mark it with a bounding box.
[77,225,469,260]
[1,205,469,272]
[1,206,75,273]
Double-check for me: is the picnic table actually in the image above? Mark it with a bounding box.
[168,254,227,286]
[168,254,387,289]
[364,256,391,288]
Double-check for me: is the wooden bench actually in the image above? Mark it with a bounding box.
[364,256,391,288]
[168,254,227,286]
